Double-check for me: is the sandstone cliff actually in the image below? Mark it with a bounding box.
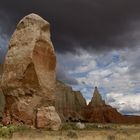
[55,81,87,122]
[0,13,61,130]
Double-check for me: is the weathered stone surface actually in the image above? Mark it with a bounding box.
[55,81,86,122]
[1,13,56,97]
[36,106,62,130]
[0,13,61,129]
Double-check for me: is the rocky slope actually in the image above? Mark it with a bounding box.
[55,81,86,122]
[0,13,61,130]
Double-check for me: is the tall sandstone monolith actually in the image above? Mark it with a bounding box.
[0,13,61,130]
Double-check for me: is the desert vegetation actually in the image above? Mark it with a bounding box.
[0,123,140,140]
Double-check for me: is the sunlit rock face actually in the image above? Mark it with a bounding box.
[0,13,61,129]
[2,13,56,95]
[55,81,87,122]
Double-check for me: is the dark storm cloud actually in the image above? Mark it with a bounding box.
[56,62,78,85]
[1,0,140,53]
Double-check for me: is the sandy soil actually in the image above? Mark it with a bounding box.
[9,124,140,140]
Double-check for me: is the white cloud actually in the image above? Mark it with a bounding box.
[57,47,140,115]
[106,92,140,115]
[74,60,96,73]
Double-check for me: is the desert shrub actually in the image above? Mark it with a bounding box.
[107,135,115,140]
[62,123,76,130]
[0,124,30,138]
[67,130,78,139]
[85,123,114,130]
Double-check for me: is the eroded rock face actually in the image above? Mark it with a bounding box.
[55,81,86,122]
[0,13,61,129]
[2,13,56,96]
[36,106,62,130]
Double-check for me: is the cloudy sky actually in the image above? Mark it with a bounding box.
[0,0,140,115]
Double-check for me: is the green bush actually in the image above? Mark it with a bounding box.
[62,123,75,130]
[0,124,30,138]
[67,130,78,139]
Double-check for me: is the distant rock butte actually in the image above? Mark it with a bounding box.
[88,86,105,107]
[85,87,140,123]
[0,13,61,130]
[55,81,87,122]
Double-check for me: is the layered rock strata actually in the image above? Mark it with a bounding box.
[55,81,87,122]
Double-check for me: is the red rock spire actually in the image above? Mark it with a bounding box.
[89,86,105,107]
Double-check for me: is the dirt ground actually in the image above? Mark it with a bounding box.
[1,123,140,140]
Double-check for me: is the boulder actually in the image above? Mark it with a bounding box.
[55,81,86,122]
[76,122,85,129]
[0,13,61,129]
[36,106,61,130]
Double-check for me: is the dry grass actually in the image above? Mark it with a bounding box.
[0,123,140,140]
